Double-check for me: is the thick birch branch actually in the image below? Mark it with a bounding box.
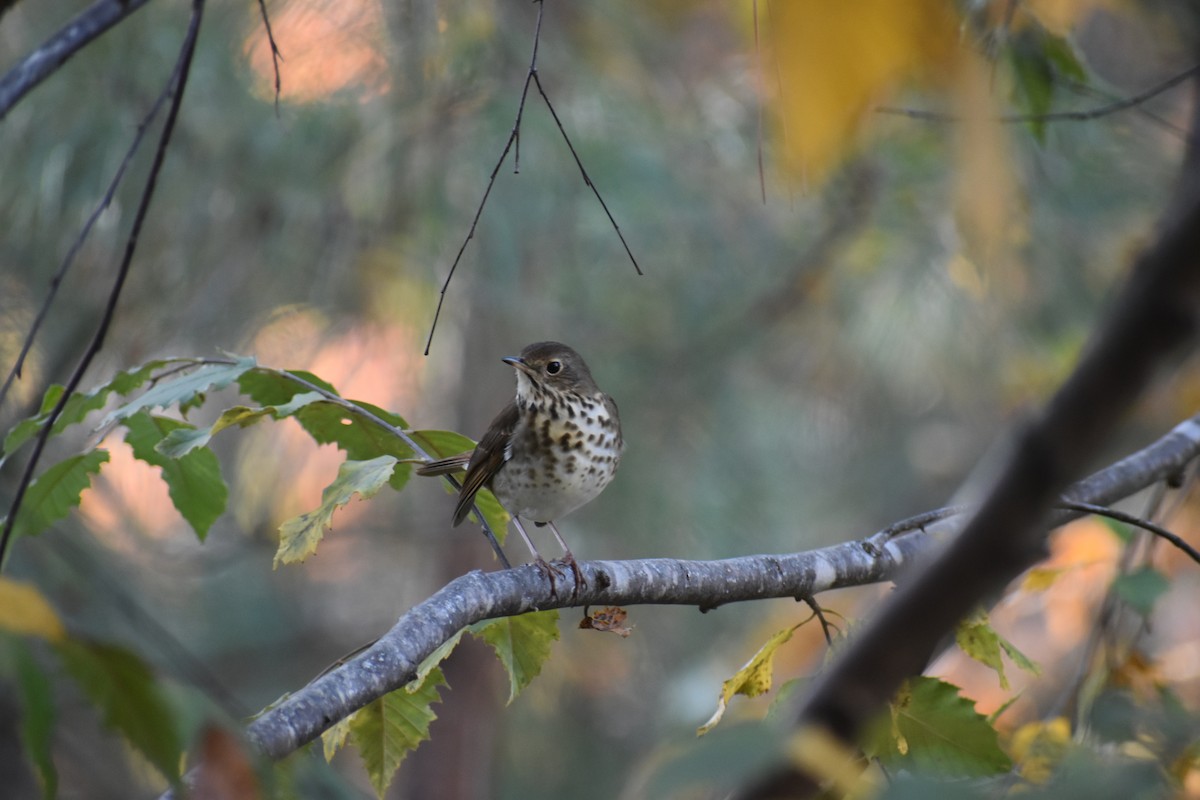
[243,412,1200,761]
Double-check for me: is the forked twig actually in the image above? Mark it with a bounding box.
[424,0,642,354]
[255,0,284,115]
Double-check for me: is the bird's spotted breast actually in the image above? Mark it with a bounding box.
[491,392,622,522]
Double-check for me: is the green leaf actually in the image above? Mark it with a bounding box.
[5,450,109,539]
[700,622,804,735]
[863,676,1011,777]
[349,667,447,799]
[321,715,353,762]
[1113,567,1169,616]
[15,641,57,800]
[955,609,1039,691]
[275,455,399,566]
[237,368,339,405]
[55,639,181,782]
[102,357,256,427]
[411,430,509,540]
[123,413,227,541]
[155,392,325,458]
[472,611,559,704]
[293,403,413,491]
[2,359,171,459]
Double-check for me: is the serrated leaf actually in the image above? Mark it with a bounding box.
[155,392,325,459]
[863,676,1011,777]
[349,668,446,799]
[2,359,171,458]
[55,639,181,782]
[293,403,413,491]
[124,413,226,540]
[700,622,804,735]
[412,627,471,689]
[5,450,109,539]
[237,368,339,405]
[0,579,65,641]
[956,609,1040,692]
[275,455,399,566]
[102,357,256,427]
[1114,567,1169,616]
[15,640,57,800]
[472,611,559,704]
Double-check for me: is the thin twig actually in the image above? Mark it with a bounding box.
[0,71,178,412]
[802,596,834,646]
[423,1,546,355]
[255,0,284,116]
[1057,500,1200,564]
[531,71,642,276]
[877,62,1200,126]
[0,0,156,120]
[752,0,766,204]
[0,0,205,570]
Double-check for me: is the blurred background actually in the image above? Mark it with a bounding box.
[2,0,1200,797]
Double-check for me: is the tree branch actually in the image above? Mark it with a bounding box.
[240,409,1200,761]
[744,73,1200,797]
[0,0,156,120]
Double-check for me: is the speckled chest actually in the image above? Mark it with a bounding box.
[491,391,622,522]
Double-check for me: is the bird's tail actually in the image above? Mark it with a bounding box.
[415,453,472,477]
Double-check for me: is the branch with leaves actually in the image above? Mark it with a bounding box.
[2,349,1197,796]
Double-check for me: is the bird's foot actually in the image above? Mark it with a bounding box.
[533,556,566,599]
[557,550,586,597]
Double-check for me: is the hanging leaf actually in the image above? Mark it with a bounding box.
[955,608,1040,690]
[155,391,325,458]
[349,668,447,799]
[699,622,804,735]
[5,450,109,540]
[472,611,560,704]
[123,413,227,541]
[15,640,58,800]
[275,455,399,566]
[55,640,182,783]
[1113,567,1169,616]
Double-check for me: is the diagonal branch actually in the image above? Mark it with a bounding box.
[0,0,205,569]
[240,409,1200,760]
[0,0,157,120]
[743,74,1200,797]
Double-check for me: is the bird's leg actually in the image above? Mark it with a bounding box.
[512,516,564,597]
[546,520,586,592]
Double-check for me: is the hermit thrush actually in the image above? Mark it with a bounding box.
[418,342,623,580]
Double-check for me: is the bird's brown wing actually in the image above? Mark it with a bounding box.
[452,401,519,526]
[415,453,472,476]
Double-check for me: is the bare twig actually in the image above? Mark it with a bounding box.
[877,62,1200,126]
[1057,500,1200,565]
[0,67,178,411]
[255,0,284,115]
[423,2,546,355]
[0,0,205,570]
[531,71,642,277]
[0,0,156,120]
[424,0,642,354]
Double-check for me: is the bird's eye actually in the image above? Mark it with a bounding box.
[546,361,562,375]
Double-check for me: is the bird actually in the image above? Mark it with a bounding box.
[417,341,623,585]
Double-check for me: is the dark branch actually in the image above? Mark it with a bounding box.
[1056,500,1200,565]
[0,0,156,120]
[746,74,1200,797]
[876,62,1200,126]
[531,71,643,277]
[423,1,546,355]
[0,0,205,569]
[255,0,284,115]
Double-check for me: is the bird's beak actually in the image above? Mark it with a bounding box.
[502,356,535,377]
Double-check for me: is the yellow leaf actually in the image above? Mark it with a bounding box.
[698,622,802,735]
[765,0,961,184]
[1009,717,1070,783]
[0,579,65,641]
